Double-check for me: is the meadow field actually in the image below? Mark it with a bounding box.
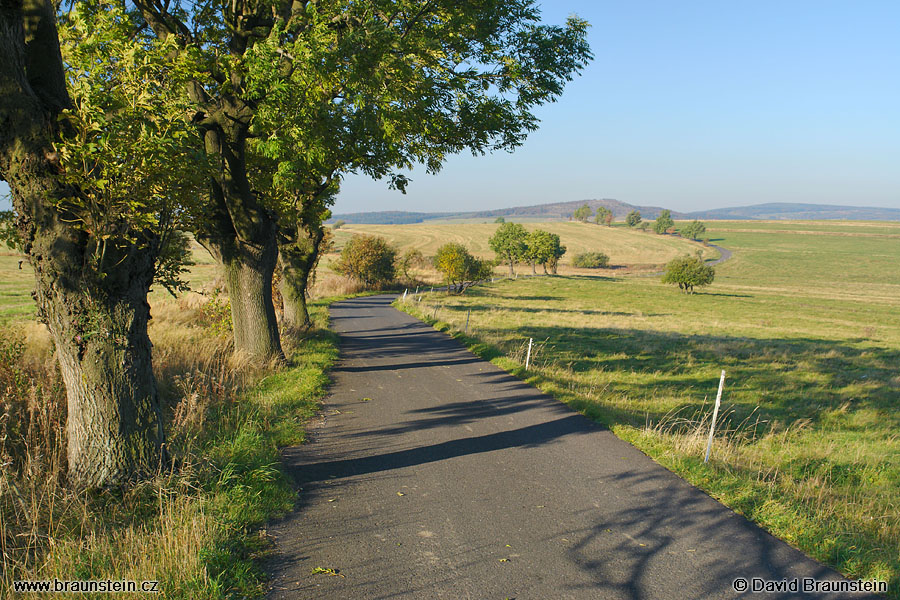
[398,220,900,595]
[332,221,717,273]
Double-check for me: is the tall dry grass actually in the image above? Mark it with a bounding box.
[0,290,278,596]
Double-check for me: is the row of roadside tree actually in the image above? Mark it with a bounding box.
[0,1,591,487]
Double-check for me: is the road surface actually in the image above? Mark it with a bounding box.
[266,294,869,600]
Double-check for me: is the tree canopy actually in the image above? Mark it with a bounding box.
[336,235,397,288]
[573,204,592,222]
[526,229,566,274]
[681,220,707,240]
[661,255,715,293]
[433,243,493,293]
[489,222,528,276]
[653,209,675,234]
[595,206,612,226]
[626,210,642,227]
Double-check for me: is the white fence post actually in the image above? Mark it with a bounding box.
[465,309,470,334]
[402,289,408,301]
[704,370,726,463]
[525,337,533,370]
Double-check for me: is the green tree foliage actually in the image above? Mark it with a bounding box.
[681,220,707,240]
[397,248,425,281]
[0,0,204,486]
[489,222,528,276]
[336,235,397,288]
[654,209,675,234]
[626,210,642,227]
[573,204,592,222]
[594,206,612,226]
[572,252,610,268]
[332,220,346,230]
[661,255,715,294]
[527,229,566,274]
[494,217,506,224]
[129,0,591,359]
[433,243,493,294]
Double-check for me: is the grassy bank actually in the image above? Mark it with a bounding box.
[1,269,339,597]
[396,220,899,597]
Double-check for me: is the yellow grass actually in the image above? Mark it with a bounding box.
[334,222,715,269]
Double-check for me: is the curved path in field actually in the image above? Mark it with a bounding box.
[266,294,865,600]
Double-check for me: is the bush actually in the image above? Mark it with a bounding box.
[572,252,610,268]
[681,219,707,240]
[653,209,675,234]
[661,254,715,293]
[335,235,397,288]
[332,220,345,229]
[625,210,642,227]
[433,243,494,294]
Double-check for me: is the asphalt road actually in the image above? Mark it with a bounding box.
[266,294,870,600]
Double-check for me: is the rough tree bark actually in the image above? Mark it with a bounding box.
[277,197,331,329]
[0,0,166,487]
[192,105,284,361]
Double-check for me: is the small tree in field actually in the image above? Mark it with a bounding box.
[654,209,675,234]
[433,243,494,294]
[626,210,642,227]
[681,220,707,240]
[595,206,612,226]
[336,235,397,288]
[573,204,592,222]
[489,222,528,277]
[526,229,566,274]
[662,255,715,294]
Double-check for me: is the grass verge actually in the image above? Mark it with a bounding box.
[1,298,339,598]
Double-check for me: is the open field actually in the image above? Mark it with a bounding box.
[332,222,716,271]
[398,220,900,595]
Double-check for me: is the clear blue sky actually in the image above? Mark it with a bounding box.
[3,1,898,214]
[334,0,900,214]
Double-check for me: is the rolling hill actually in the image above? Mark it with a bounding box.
[332,201,899,224]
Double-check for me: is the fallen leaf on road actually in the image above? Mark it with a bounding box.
[397,492,405,496]
[311,567,344,578]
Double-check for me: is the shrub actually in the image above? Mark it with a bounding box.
[332,220,345,229]
[681,219,707,240]
[626,210,642,227]
[661,254,715,293]
[653,209,675,234]
[433,243,494,294]
[572,251,610,268]
[335,235,397,288]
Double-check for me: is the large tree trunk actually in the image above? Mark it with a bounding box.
[0,0,166,487]
[279,245,312,329]
[194,112,284,361]
[278,214,329,329]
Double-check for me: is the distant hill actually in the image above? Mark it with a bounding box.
[460,198,684,220]
[331,201,900,224]
[331,199,682,224]
[330,211,456,224]
[686,202,900,221]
